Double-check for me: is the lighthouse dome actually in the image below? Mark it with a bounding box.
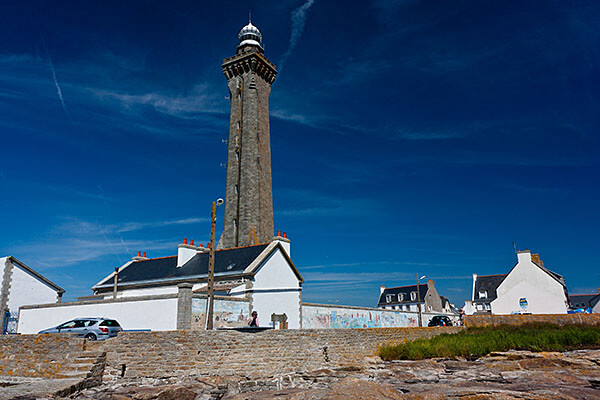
[238,21,262,48]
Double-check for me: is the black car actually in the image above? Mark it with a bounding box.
[428,315,453,327]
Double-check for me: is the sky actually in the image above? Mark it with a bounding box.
[1,1,599,307]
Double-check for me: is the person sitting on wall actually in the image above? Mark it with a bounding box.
[248,311,259,327]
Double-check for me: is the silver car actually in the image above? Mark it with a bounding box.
[39,317,122,340]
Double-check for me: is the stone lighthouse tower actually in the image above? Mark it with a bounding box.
[219,21,278,249]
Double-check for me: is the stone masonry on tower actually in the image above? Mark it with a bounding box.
[219,21,278,249]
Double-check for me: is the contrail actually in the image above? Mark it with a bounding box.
[278,0,316,72]
[41,36,70,118]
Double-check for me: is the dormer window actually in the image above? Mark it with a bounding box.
[410,292,417,301]
[479,290,487,299]
[397,293,404,302]
[386,295,392,303]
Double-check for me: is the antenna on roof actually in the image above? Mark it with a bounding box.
[249,10,252,23]
[512,241,517,255]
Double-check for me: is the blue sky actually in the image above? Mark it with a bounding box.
[1,1,599,306]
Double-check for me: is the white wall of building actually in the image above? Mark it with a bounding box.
[491,252,568,315]
[18,297,178,334]
[252,291,301,329]
[6,265,58,312]
[252,250,299,290]
[109,286,179,299]
[248,249,302,328]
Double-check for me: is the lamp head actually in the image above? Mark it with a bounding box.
[216,198,224,207]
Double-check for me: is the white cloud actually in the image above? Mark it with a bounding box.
[90,84,226,118]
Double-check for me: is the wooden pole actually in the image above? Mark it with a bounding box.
[416,273,423,328]
[206,201,217,330]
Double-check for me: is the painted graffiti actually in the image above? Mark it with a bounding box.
[191,298,249,329]
[302,305,420,329]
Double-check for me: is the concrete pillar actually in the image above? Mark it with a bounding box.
[176,283,193,330]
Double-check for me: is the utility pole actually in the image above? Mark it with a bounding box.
[416,273,423,328]
[206,198,223,330]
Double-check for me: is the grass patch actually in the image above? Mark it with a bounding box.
[379,323,600,361]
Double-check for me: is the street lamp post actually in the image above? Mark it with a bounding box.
[416,273,426,327]
[206,198,223,330]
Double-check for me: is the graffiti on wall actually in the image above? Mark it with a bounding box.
[191,298,249,329]
[302,305,420,329]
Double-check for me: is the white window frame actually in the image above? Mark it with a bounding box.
[410,292,417,301]
[386,295,392,303]
[479,290,487,299]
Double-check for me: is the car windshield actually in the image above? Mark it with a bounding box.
[58,321,77,329]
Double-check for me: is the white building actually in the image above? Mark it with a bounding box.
[472,250,569,315]
[18,235,304,333]
[1,256,64,333]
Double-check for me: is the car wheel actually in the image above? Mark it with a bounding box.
[85,333,97,341]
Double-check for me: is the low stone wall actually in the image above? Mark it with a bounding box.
[465,313,600,327]
[0,334,84,378]
[97,327,462,381]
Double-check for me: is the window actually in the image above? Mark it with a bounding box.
[479,290,487,299]
[410,292,417,301]
[397,293,404,302]
[386,295,392,303]
[485,304,491,311]
[476,304,483,311]
[235,184,238,194]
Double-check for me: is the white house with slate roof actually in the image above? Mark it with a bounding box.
[470,250,569,315]
[1,256,64,333]
[17,235,304,332]
[377,280,445,313]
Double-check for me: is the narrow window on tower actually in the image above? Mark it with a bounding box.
[233,218,237,228]
[237,121,240,130]
[235,184,238,194]
[235,151,239,161]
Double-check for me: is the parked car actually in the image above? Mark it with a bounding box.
[39,318,122,340]
[428,315,453,327]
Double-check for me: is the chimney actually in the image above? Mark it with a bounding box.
[132,251,148,261]
[517,249,531,264]
[427,280,435,297]
[531,253,543,267]
[178,238,200,268]
[380,285,386,295]
[273,230,291,257]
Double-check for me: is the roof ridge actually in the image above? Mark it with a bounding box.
[215,243,269,252]
[141,255,177,261]
[384,283,427,290]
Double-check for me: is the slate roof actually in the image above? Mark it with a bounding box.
[569,294,600,309]
[473,274,507,303]
[95,244,269,289]
[378,284,428,307]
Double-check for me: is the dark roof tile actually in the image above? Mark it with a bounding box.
[105,244,269,287]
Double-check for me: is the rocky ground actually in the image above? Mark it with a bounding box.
[2,349,600,400]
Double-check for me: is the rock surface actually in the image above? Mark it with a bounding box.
[2,350,599,399]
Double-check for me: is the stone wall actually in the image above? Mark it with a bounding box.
[465,313,600,327]
[0,334,86,378]
[98,327,462,381]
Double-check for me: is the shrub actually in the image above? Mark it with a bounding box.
[379,324,600,360]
